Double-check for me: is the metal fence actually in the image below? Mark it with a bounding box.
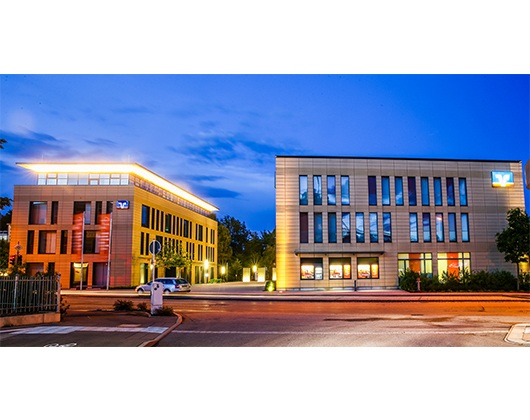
[0,275,60,316]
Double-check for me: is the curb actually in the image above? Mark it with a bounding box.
[138,312,183,347]
[504,324,530,346]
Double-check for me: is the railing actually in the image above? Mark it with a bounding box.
[0,275,60,316]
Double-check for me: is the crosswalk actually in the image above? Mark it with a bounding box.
[8,325,168,335]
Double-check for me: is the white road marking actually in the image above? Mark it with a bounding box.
[9,326,167,335]
[175,329,507,335]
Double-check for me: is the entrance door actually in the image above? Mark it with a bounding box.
[70,263,89,289]
[93,262,107,288]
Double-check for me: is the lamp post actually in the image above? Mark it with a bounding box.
[252,264,257,282]
[204,259,209,284]
[220,265,226,281]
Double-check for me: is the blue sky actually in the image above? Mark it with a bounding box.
[1,74,529,232]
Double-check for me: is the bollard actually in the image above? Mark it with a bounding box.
[416,277,421,292]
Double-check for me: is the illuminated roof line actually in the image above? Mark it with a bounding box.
[17,162,219,212]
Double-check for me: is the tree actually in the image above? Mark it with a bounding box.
[155,242,192,277]
[220,215,251,256]
[496,208,530,290]
[217,223,233,264]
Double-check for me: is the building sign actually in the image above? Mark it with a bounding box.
[491,171,514,188]
[116,200,130,209]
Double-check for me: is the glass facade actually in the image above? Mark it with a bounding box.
[421,177,430,206]
[299,176,308,205]
[395,177,404,205]
[369,212,378,243]
[355,212,364,243]
[328,213,337,243]
[357,257,379,279]
[301,258,323,280]
[398,253,433,275]
[459,178,468,206]
[368,176,377,205]
[313,175,322,205]
[341,176,350,205]
[436,213,444,242]
[447,178,455,206]
[422,213,431,242]
[327,175,336,205]
[383,212,392,243]
[329,258,352,280]
[461,213,469,242]
[342,212,351,243]
[314,213,323,243]
[410,213,418,242]
[382,176,390,205]
[438,252,471,277]
[448,213,457,242]
[434,177,442,205]
[408,177,417,206]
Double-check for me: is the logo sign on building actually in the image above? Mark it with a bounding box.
[491,171,514,188]
[116,200,130,209]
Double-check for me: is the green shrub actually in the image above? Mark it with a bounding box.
[136,302,149,312]
[153,306,174,316]
[60,296,70,320]
[113,300,134,311]
[208,278,226,283]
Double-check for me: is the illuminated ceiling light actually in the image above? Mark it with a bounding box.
[17,162,218,212]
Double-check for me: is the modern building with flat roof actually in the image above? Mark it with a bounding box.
[10,163,219,289]
[275,156,525,290]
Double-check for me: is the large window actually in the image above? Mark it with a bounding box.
[355,212,365,243]
[421,177,430,206]
[369,212,378,243]
[434,177,443,205]
[368,176,377,205]
[436,213,444,242]
[408,177,417,206]
[299,176,308,205]
[328,213,337,243]
[327,176,336,205]
[383,212,392,243]
[398,253,433,276]
[446,178,455,206]
[300,258,323,280]
[459,178,468,206]
[314,213,323,243]
[27,230,35,254]
[395,177,404,206]
[74,201,91,224]
[300,213,309,243]
[330,258,352,280]
[461,213,470,242]
[51,201,59,224]
[29,201,47,225]
[141,205,150,228]
[313,175,322,205]
[38,231,57,254]
[422,213,431,242]
[448,213,457,242]
[410,213,418,242]
[341,176,350,205]
[357,257,379,279]
[382,176,391,206]
[438,252,471,277]
[342,212,351,243]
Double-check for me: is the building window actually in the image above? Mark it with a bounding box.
[368,176,377,205]
[461,213,470,242]
[140,232,145,255]
[436,213,444,242]
[314,213,323,243]
[330,258,352,280]
[421,177,430,206]
[300,258,323,280]
[383,212,392,243]
[448,213,457,242]
[300,213,309,243]
[84,231,97,254]
[141,205,150,228]
[438,252,471,277]
[27,230,35,254]
[74,201,91,224]
[398,253,433,276]
[395,177,404,206]
[51,201,59,224]
[369,212,378,243]
[434,177,443,205]
[95,201,103,224]
[410,213,418,242]
[327,176,336,205]
[166,213,172,234]
[357,257,379,279]
[382,176,391,206]
[355,212,364,243]
[29,201,47,225]
[422,213,431,242]
[408,177,417,206]
[313,176,322,205]
[60,230,68,254]
[341,176,350,205]
[38,231,57,254]
[328,213,337,243]
[447,178,455,206]
[299,176,308,205]
[342,212,351,243]
[459,178,468,206]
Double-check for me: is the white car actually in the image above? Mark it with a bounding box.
[135,278,191,295]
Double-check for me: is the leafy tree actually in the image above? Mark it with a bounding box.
[155,242,192,277]
[217,223,233,264]
[220,215,251,256]
[496,207,530,289]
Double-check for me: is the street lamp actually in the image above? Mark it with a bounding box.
[204,259,209,284]
[220,265,226,281]
[252,265,257,281]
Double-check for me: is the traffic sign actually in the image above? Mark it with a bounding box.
[149,240,162,255]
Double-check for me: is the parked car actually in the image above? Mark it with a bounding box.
[135,277,191,295]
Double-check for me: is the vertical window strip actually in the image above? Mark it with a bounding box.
[410,213,418,242]
[313,176,322,205]
[355,212,364,243]
[395,177,404,206]
[434,177,443,205]
[459,178,468,206]
[342,212,351,243]
[341,176,350,205]
[369,212,378,243]
[382,176,390,206]
[368,176,377,205]
[421,177,430,206]
[327,175,336,205]
[447,177,455,206]
[328,213,337,243]
[436,213,444,242]
[461,213,470,242]
[408,177,417,206]
[422,213,431,242]
[300,212,309,243]
[383,212,392,243]
[299,176,308,205]
[314,213,323,243]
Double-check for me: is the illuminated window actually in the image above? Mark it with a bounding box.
[436,213,444,242]
[448,213,457,242]
[299,176,308,205]
[38,231,57,254]
[434,177,443,205]
[327,176,336,205]
[341,176,350,205]
[342,212,351,243]
[314,213,323,243]
[330,258,352,279]
[421,177,430,206]
[459,178,468,206]
[447,178,455,206]
[355,212,364,243]
[410,213,418,242]
[422,213,431,242]
[328,213,337,243]
[29,201,47,225]
[382,176,390,206]
[461,213,470,242]
[368,176,377,205]
[438,252,471,277]
[313,176,322,205]
[395,177,404,206]
[408,177,417,206]
[398,253,433,276]
[383,212,392,243]
[357,257,379,279]
[300,258,323,280]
